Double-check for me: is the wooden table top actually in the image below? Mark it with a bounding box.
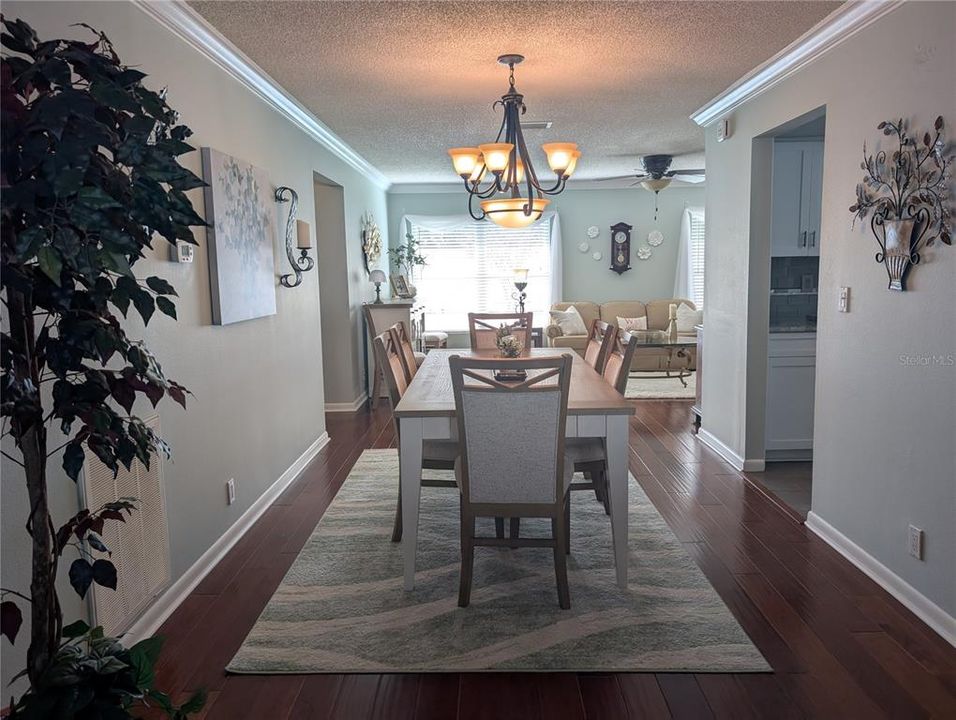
[394,348,636,418]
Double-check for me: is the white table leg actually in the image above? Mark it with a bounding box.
[605,414,630,588]
[399,416,424,591]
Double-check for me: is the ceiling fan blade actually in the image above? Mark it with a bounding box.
[594,174,642,182]
[668,169,706,176]
[673,174,706,184]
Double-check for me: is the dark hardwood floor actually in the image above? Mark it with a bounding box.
[149,401,956,719]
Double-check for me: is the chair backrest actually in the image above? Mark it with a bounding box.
[388,321,418,384]
[583,319,616,373]
[372,330,408,410]
[603,328,639,395]
[450,354,571,508]
[467,312,533,352]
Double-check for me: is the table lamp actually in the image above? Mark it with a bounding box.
[369,269,387,304]
[512,268,529,313]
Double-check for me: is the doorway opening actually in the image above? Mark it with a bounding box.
[745,108,825,519]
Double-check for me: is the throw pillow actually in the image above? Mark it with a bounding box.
[549,306,588,336]
[616,316,648,332]
[676,303,703,332]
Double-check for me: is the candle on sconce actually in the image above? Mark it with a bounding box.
[669,302,678,319]
[296,219,311,249]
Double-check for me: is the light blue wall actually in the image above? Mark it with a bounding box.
[386,186,704,304]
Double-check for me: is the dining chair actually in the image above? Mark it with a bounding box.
[373,331,459,542]
[388,321,424,384]
[567,328,639,517]
[449,353,574,609]
[467,312,533,352]
[583,319,617,373]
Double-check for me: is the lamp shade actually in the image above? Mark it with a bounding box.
[513,268,529,284]
[480,197,549,228]
[478,143,514,172]
[448,147,481,177]
[296,219,311,249]
[542,142,578,174]
[641,177,672,193]
[369,269,387,284]
[562,150,581,178]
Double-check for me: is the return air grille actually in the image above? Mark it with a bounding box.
[81,414,170,636]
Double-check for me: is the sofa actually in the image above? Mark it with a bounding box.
[546,300,698,372]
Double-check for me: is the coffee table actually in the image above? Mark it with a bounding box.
[630,334,696,387]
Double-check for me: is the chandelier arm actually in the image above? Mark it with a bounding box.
[468,191,486,221]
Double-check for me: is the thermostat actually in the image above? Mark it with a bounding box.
[716,117,731,142]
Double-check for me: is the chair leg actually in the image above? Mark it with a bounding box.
[391,481,403,543]
[599,468,611,515]
[552,512,571,609]
[495,517,505,539]
[509,517,521,548]
[459,503,475,608]
[370,367,381,409]
[564,495,571,555]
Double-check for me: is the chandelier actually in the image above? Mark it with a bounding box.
[448,54,580,228]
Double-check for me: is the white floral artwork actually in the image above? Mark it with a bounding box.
[637,246,652,260]
[578,241,590,253]
[592,251,603,261]
[648,230,664,246]
[587,225,600,239]
[202,148,277,325]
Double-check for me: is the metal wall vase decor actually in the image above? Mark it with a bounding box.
[849,116,952,291]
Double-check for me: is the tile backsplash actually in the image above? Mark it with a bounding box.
[770,256,819,332]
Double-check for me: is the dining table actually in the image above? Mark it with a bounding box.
[393,347,636,591]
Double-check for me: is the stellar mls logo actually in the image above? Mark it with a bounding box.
[899,353,955,367]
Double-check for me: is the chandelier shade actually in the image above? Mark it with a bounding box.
[449,54,579,228]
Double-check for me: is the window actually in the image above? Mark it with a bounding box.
[688,208,705,308]
[408,217,553,331]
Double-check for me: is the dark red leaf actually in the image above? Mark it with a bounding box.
[1,601,23,644]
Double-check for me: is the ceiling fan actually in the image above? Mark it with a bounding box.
[596,154,705,218]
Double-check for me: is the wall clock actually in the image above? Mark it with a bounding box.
[609,221,632,274]
[648,230,664,247]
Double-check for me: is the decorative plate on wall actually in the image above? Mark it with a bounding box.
[648,230,664,247]
[637,246,652,260]
[587,225,600,239]
[578,241,590,253]
[592,251,603,261]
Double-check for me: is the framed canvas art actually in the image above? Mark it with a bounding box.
[202,147,278,325]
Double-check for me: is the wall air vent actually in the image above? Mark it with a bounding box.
[80,414,171,636]
[522,120,553,130]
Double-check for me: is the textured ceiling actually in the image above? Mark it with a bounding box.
[189,1,841,184]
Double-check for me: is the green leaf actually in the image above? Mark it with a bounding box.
[77,185,121,209]
[68,559,94,598]
[61,619,91,639]
[1,601,23,644]
[91,559,117,590]
[145,275,178,296]
[63,442,86,482]
[129,635,164,687]
[156,296,177,320]
[37,246,63,284]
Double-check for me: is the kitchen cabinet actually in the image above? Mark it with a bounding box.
[765,333,816,456]
[771,140,823,257]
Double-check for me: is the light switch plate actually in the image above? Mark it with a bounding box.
[838,287,850,312]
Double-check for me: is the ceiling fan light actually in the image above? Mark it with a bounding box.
[448,147,481,178]
[542,142,578,174]
[562,150,582,178]
[478,143,514,172]
[641,178,672,193]
[480,197,550,228]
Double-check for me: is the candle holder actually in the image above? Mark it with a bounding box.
[276,186,315,288]
[512,268,528,313]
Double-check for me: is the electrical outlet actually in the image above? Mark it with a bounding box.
[226,478,236,506]
[908,525,924,560]
[838,287,850,313]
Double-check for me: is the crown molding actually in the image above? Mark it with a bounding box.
[132,0,391,190]
[691,0,905,127]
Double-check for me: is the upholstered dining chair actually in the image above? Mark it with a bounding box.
[567,328,639,518]
[373,331,459,542]
[388,321,424,384]
[449,353,574,609]
[583,319,617,373]
[467,312,533,352]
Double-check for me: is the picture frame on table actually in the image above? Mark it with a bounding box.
[391,274,412,298]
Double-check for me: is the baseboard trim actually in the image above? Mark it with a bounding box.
[121,431,331,646]
[697,429,765,471]
[325,392,368,413]
[806,511,956,647]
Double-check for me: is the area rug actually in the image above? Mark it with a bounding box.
[227,450,768,674]
[625,371,695,400]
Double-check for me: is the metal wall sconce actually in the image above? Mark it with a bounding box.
[276,186,315,288]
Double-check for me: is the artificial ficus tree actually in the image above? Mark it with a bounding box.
[1,16,205,716]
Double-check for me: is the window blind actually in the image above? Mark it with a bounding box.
[688,209,705,308]
[408,218,553,331]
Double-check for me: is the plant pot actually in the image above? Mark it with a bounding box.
[881,218,915,291]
